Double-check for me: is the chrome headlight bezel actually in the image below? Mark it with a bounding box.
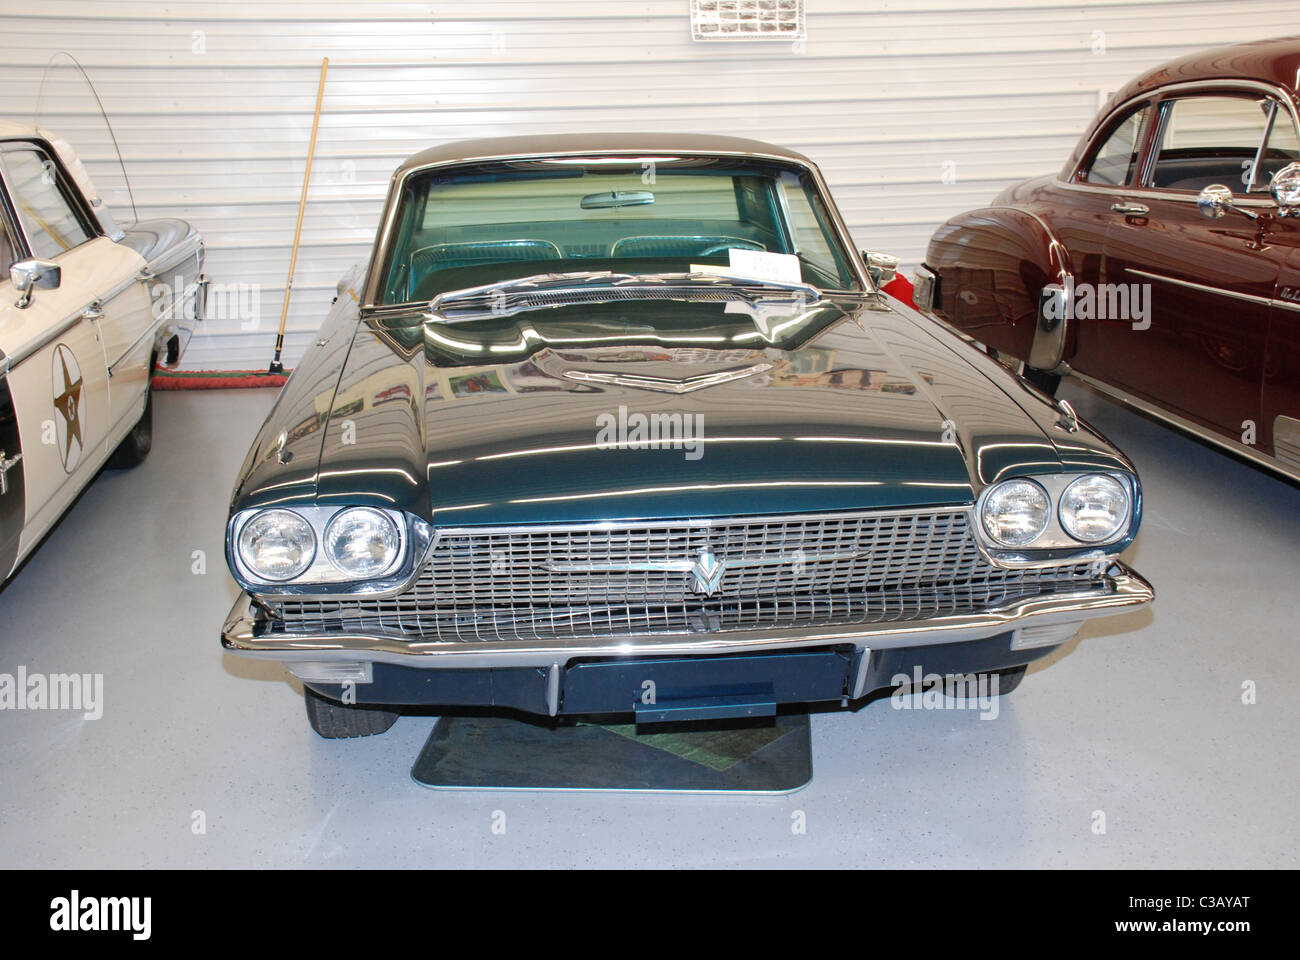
[227,506,430,597]
[979,478,1051,547]
[1058,474,1131,544]
[323,507,403,579]
[235,508,317,582]
[974,472,1137,565]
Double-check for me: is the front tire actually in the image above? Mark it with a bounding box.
[107,385,153,469]
[304,687,399,739]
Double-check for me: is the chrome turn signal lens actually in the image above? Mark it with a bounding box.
[324,507,401,578]
[236,509,316,581]
[1059,474,1129,543]
[980,479,1051,547]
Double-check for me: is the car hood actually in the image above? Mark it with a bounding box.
[235,294,1126,526]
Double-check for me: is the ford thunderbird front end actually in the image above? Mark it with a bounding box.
[220,134,1152,737]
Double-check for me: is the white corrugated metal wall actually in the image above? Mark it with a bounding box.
[0,1,1292,369]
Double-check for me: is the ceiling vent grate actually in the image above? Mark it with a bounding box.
[690,0,806,42]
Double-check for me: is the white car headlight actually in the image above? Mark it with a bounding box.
[981,479,1050,547]
[324,507,401,578]
[237,509,316,581]
[1059,474,1129,543]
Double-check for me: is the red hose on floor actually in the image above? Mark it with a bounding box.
[152,369,290,390]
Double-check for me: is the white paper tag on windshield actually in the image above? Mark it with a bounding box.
[727,248,802,284]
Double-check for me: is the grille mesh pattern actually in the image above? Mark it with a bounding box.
[269,511,1102,642]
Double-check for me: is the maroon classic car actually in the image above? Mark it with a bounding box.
[918,37,1300,483]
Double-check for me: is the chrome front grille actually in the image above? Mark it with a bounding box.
[268,510,1104,643]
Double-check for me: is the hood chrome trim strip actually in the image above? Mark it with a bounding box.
[561,361,774,393]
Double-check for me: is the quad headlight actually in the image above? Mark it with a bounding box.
[980,479,1051,547]
[324,507,401,578]
[1059,474,1129,543]
[236,509,316,581]
[978,472,1134,554]
[230,505,414,590]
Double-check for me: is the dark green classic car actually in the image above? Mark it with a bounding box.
[221,134,1153,740]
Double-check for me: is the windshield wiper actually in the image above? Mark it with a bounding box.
[426,271,824,323]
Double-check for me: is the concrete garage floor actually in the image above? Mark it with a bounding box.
[0,381,1296,869]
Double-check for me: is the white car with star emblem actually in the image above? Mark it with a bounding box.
[0,121,204,581]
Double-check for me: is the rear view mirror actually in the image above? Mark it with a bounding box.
[10,258,61,308]
[580,190,654,210]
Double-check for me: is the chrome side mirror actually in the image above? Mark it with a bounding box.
[1197,183,1258,221]
[10,258,61,308]
[1270,161,1300,216]
[864,250,900,287]
[912,264,938,313]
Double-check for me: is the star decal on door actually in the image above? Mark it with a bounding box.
[51,344,85,473]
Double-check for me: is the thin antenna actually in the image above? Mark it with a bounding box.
[34,52,139,225]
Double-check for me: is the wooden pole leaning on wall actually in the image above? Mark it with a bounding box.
[269,56,329,375]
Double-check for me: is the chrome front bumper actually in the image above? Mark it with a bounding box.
[221,562,1153,672]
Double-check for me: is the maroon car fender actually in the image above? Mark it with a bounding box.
[924,205,1074,371]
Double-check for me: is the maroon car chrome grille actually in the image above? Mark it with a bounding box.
[267,510,1105,643]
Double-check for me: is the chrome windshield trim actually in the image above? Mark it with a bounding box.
[221,562,1153,669]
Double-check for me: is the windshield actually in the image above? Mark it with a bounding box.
[375,156,862,306]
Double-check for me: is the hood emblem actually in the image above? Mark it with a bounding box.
[562,361,773,394]
[689,547,727,595]
[544,545,866,596]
